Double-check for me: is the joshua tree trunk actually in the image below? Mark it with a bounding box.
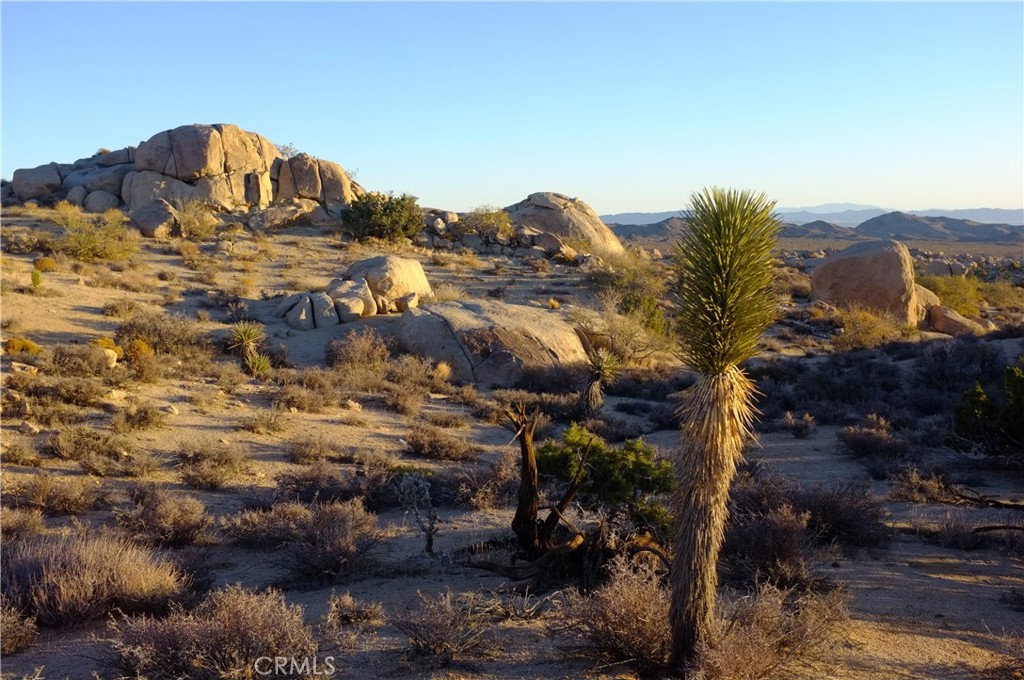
[669,370,755,670]
[508,406,541,556]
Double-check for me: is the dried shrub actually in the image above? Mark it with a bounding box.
[115,484,211,546]
[565,556,670,674]
[174,199,220,241]
[406,425,475,461]
[286,500,382,581]
[722,505,819,591]
[4,336,43,356]
[425,412,469,429]
[107,584,316,680]
[2,441,42,467]
[457,448,519,510]
[103,298,141,318]
[831,305,910,351]
[48,427,136,476]
[325,328,392,391]
[286,434,341,465]
[177,437,248,490]
[110,399,166,433]
[796,484,890,551]
[394,589,492,664]
[837,413,912,478]
[240,408,288,435]
[888,467,956,503]
[115,312,210,359]
[8,474,105,515]
[49,343,112,377]
[273,462,356,505]
[220,502,315,548]
[1,508,46,543]
[2,532,186,626]
[384,385,426,416]
[782,411,816,439]
[693,586,848,680]
[1,605,38,655]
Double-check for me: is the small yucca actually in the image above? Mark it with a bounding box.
[577,349,620,420]
[229,320,265,359]
[245,352,273,380]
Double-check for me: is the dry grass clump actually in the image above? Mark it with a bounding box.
[285,433,342,464]
[220,502,315,548]
[889,467,956,503]
[1,508,46,543]
[273,461,359,505]
[782,411,816,439]
[49,343,113,378]
[693,586,848,680]
[174,199,220,241]
[831,305,910,351]
[384,385,427,416]
[115,484,211,546]
[457,449,519,510]
[103,298,142,318]
[177,437,248,490]
[406,425,475,461]
[425,411,469,428]
[2,441,42,467]
[2,531,186,626]
[239,408,288,434]
[4,336,43,356]
[110,399,166,433]
[325,327,392,390]
[394,589,493,665]
[107,584,316,680]
[7,473,105,515]
[1,605,39,655]
[837,413,912,478]
[115,312,210,359]
[48,426,137,477]
[565,556,670,674]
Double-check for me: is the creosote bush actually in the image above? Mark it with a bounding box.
[286,500,383,581]
[1,508,46,543]
[8,474,105,515]
[406,425,475,461]
[2,532,186,626]
[107,584,316,680]
[831,305,910,351]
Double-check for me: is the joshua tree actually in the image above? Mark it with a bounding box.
[577,348,620,420]
[668,187,780,674]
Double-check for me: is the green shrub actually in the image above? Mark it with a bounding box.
[918,274,984,318]
[345,191,423,241]
[538,423,674,515]
[52,203,138,262]
[2,532,186,626]
[5,337,42,355]
[451,206,513,240]
[832,305,909,351]
[107,584,316,680]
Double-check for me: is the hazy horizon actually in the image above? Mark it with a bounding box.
[3,2,1021,215]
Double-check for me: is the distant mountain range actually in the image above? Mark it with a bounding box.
[601,205,1024,229]
[607,210,1023,244]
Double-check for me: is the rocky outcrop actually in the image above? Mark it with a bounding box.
[129,199,180,238]
[5,123,361,222]
[505,192,624,255]
[810,239,919,326]
[914,283,941,324]
[395,300,588,387]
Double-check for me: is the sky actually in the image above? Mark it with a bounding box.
[2,2,1022,215]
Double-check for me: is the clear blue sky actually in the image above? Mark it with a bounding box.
[2,2,1022,214]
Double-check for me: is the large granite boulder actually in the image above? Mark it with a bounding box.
[129,199,180,238]
[344,256,433,302]
[395,300,589,387]
[810,239,919,326]
[505,192,624,255]
[13,164,62,202]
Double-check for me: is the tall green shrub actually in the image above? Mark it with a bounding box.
[345,192,423,242]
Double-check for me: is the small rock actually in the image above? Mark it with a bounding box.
[396,291,419,312]
[342,399,362,411]
[164,405,179,415]
[10,362,38,375]
[19,421,40,435]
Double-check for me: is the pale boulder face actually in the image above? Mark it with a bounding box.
[344,256,433,302]
[83,190,120,213]
[928,306,985,336]
[395,300,589,387]
[504,191,625,256]
[129,199,180,238]
[913,283,941,325]
[810,239,919,326]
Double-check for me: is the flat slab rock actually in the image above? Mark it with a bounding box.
[395,300,588,388]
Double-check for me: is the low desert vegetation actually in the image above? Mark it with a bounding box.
[107,584,316,680]
[406,424,475,461]
[346,191,423,242]
[115,484,211,546]
[49,202,139,262]
[2,531,186,626]
[173,199,220,240]
[1,605,39,655]
[176,437,248,489]
[394,589,493,665]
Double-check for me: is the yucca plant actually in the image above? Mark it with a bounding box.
[245,352,273,380]
[668,187,780,673]
[229,320,265,359]
[577,348,620,420]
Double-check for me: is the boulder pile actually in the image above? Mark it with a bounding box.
[5,123,363,228]
[273,256,431,330]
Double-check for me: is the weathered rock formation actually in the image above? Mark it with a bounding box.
[927,305,984,336]
[504,192,624,255]
[6,124,362,222]
[810,239,919,326]
[395,300,588,387]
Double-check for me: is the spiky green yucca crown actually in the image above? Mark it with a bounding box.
[673,188,781,374]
